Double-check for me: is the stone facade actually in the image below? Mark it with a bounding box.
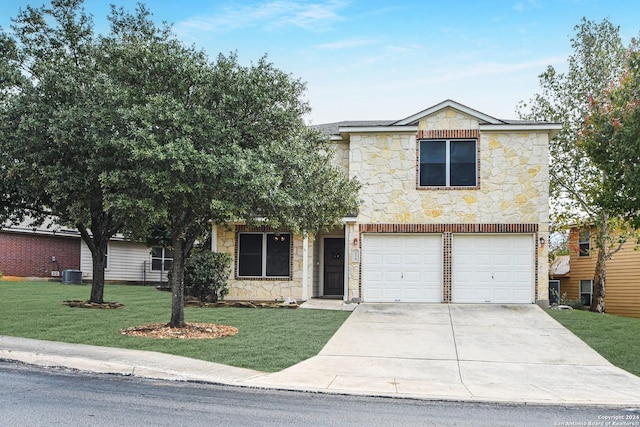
[217,226,314,301]
[216,101,557,304]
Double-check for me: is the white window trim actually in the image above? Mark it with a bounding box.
[237,232,291,279]
[580,279,593,305]
[151,247,173,272]
[578,230,590,257]
[419,139,477,187]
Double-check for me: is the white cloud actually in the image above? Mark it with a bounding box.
[513,0,541,12]
[175,0,348,37]
[314,37,375,49]
[386,55,568,88]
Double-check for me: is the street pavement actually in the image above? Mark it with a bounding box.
[2,302,640,406]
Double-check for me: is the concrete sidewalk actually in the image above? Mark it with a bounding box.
[2,303,640,406]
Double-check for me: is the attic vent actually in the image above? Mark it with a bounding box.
[417,129,479,139]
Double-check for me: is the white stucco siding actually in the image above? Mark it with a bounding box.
[81,240,163,282]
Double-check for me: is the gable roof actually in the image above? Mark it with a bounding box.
[311,120,397,137]
[394,99,502,126]
[313,99,562,139]
[550,255,570,277]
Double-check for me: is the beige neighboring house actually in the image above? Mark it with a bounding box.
[214,100,561,305]
[555,226,640,318]
[549,255,570,304]
[1,217,171,284]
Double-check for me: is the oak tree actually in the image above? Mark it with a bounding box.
[0,0,130,303]
[518,18,638,312]
[582,50,640,229]
[95,6,360,327]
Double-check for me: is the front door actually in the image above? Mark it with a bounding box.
[323,238,345,296]
[549,280,560,305]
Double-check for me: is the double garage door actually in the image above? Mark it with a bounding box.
[362,234,534,303]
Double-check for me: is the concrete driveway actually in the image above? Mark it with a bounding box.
[248,304,640,405]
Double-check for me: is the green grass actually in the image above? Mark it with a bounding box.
[0,281,350,372]
[546,308,640,377]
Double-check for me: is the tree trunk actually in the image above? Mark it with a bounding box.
[590,219,607,313]
[77,224,109,304]
[169,235,186,328]
[89,243,107,303]
[167,220,201,328]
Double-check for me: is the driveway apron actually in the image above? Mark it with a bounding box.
[247,304,640,405]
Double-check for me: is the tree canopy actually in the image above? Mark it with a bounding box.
[582,50,640,228]
[0,0,359,326]
[0,0,129,303]
[518,18,639,312]
[99,7,359,327]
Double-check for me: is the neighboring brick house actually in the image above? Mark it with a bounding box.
[214,100,561,305]
[557,226,640,318]
[1,220,170,284]
[0,226,80,277]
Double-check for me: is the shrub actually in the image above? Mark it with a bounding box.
[0,271,3,280]
[183,251,232,303]
[558,292,586,309]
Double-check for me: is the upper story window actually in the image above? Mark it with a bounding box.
[419,139,477,187]
[578,229,590,257]
[238,232,291,278]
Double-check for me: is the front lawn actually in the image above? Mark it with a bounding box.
[546,308,640,377]
[0,281,350,372]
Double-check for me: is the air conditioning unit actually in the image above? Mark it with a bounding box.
[62,269,83,284]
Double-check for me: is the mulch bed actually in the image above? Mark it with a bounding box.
[63,298,295,340]
[184,300,299,309]
[63,300,124,309]
[120,322,239,339]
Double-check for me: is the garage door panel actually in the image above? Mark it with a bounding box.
[386,254,402,265]
[452,234,534,304]
[384,271,401,281]
[364,271,382,282]
[362,234,442,303]
[384,288,402,301]
[403,254,423,264]
[368,254,383,264]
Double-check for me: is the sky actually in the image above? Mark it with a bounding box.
[1,0,639,124]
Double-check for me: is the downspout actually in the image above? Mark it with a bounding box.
[302,234,309,301]
[211,224,217,252]
[343,224,350,303]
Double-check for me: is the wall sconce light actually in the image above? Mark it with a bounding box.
[353,237,359,246]
[539,237,545,245]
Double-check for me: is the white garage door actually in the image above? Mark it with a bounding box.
[362,234,442,302]
[452,234,534,303]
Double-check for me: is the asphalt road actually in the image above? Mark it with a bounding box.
[1,360,639,427]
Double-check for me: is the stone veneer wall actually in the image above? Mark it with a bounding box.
[216,225,312,301]
[345,108,550,302]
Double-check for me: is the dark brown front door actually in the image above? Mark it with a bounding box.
[323,238,345,296]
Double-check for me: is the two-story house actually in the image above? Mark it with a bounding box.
[214,100,561,306]
[553,226,640,318]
